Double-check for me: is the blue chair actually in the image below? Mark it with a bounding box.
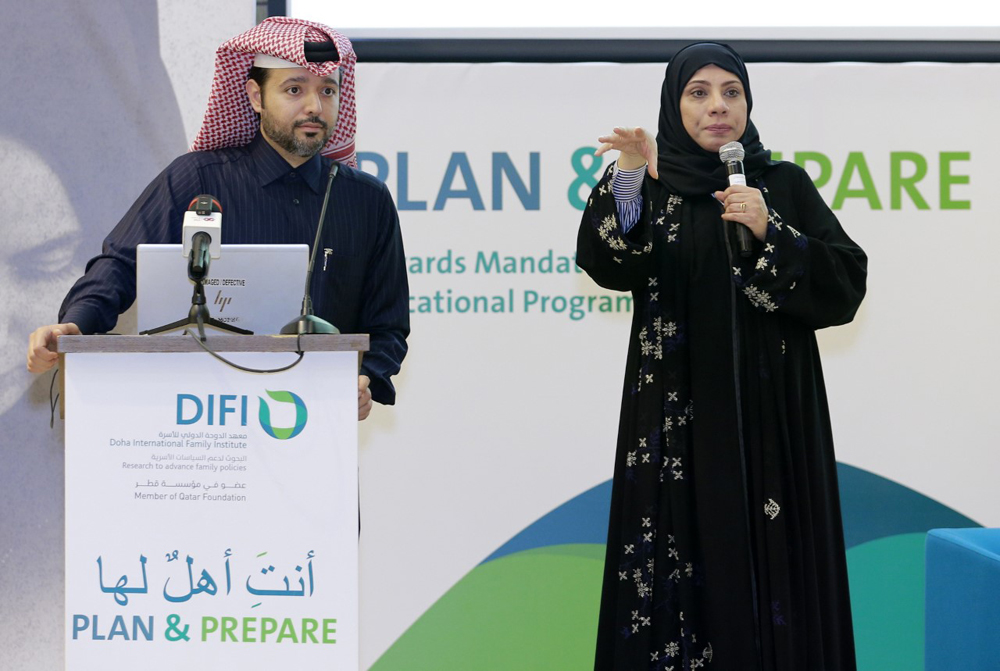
[925,528,1000,671]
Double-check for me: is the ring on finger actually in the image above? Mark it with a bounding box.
[739,202,747,212]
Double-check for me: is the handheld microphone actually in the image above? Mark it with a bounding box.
[719,142,752,258]
[182,195,222,281]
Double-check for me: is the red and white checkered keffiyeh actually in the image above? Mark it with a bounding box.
[190,17,358,167]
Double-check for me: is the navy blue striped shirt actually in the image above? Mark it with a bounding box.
[59,133,409,404]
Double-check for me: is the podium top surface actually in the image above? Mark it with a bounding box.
[57,334,369,354]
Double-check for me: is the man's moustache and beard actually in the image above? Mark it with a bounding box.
[262,110,332,158]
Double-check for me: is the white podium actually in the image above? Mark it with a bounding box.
[58,334,367,670]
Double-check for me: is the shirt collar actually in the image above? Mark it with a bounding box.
[249,132,328,194]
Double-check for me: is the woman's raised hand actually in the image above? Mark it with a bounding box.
[596,127,658,179]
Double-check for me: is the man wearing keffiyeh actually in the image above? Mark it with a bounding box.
[26,17,409,421]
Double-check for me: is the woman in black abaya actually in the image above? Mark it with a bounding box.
[577,43,866,671]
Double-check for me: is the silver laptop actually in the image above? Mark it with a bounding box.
[136,244,309,335]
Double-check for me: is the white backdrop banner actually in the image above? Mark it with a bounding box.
[0,5,256,669]
[353,61,998,669]
[3,24,994,665]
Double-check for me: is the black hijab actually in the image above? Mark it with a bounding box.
[655,42,774,196]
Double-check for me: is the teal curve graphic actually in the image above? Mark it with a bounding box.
[257,390,308,440]
[371,464,979,671]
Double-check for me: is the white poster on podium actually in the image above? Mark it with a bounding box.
[63,349,358,669]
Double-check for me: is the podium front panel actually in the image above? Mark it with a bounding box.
[63,349,358,669]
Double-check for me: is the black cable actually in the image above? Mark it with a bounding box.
[48,367,59,429]
[48,332,302,430]
[183,330,305,373]
[721,197,764,669]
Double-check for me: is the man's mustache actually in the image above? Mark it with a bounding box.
[294,117,328,129]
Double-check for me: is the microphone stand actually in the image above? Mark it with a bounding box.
[280,163,340,335]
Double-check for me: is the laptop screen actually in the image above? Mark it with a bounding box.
[136,244,309,336]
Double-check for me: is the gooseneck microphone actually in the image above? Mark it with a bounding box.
[719,141,753,258]
[280,163,340,335]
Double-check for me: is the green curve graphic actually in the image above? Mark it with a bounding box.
[371,462,964,671]
[257,389,307,440]
[846,532,927,671]
[371,544,604,671]
[373,535,930,671]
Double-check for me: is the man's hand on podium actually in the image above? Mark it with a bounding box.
[358,375,372,421]
[27,323,81,374]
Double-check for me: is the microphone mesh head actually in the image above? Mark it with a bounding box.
[719,141,745,163]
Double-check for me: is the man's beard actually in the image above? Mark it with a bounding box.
[261,112,331,159]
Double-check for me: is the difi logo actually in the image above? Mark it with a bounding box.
[257,390,308,440]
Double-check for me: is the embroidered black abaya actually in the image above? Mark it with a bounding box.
[577,43,867,671]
